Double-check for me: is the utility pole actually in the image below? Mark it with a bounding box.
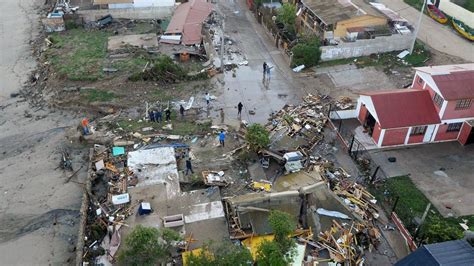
[414,202,431,239]
[410,0,427,54]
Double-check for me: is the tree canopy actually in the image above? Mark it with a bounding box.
[186,241,252,266]
[117,225,181,266]
[245,124,270,151]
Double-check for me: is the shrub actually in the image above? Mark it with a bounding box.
[245,124,270,151]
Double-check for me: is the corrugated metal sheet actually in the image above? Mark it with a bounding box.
[396,240,474,266]
[361,89,441,129]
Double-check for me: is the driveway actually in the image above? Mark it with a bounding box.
[378,0,474,62]
[370,142,474,217]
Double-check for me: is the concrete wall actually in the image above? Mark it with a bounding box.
[320,33,413,61]
[110,0,175,9]
[439,0,474,28]
[442,100,474,120]
[329,109,357,120]
[78,6,173,21]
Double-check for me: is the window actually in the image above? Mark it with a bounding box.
[411,126,427,135]
[447,122,462,132]
[417,76,423,84]
[433,93,444,107]
[455,99,472,110]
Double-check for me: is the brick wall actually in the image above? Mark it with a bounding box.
[434,124,460,141]
[382,128,408,146]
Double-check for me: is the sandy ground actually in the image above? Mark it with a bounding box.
[0,0,86,264]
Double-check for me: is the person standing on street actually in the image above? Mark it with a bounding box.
[179,104,185,118]
[205,92,211,107]
[263,62,267,76]
[237,102,243,117]
[185,158,194,175]
[156,109,163,123]
[219,130,226,147]
[165,108,171,122]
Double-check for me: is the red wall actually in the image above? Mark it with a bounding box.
[358,104,368,124]
[441,101,474,120]
[382,128,408,146]
[424,85,442,114]
[412,74,424,90]
[372,122,382,144]
[407,133,424,144]
[434,124,460,141]
[458,122,472,145]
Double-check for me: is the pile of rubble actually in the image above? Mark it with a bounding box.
[311,220,381,264]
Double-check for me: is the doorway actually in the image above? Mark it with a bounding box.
[364,112,376,136]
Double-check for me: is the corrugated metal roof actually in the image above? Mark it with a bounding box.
[431,71,474,100]
[164,0,213,45]
[396,240,474,266]
[301,0,361,25]
[361,89,441,129]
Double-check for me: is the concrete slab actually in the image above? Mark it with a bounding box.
[108,34,158,51]
[273,171,323,192]
[369,142,474,216]
[127,147,180,198]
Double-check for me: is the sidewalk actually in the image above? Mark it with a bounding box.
[379,0,473,62]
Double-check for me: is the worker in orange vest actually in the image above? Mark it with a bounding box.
[82,118,90,135]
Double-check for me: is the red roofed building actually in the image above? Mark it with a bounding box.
[356,63,474,147]
[161,0,213,45]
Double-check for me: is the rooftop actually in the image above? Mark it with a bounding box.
[415,64,474,100]
[301,0,365,25]
[164,0,213,45]
[396,240,474,266]
[361,89,441,129]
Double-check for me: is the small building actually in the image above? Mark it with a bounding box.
[355,63,474,147]
[160,0,213,45]
[296,0,388,39]
[395,239,474,266]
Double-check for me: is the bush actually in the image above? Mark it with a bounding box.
[291,37,321,68]
[268,210,296,253]
[117,225,181,266]
[256,240,287,266]
[245,124,270,151]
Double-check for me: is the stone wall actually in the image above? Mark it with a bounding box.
[320,34,413,61]
[78,6,173,22]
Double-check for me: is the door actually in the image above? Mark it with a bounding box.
[423,125,436,142]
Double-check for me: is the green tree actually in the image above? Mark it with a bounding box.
[245,124,270,151]
[187,241,252,265]
[422,216,463,244]
[268,210,296,253]
[256,240,287,266]
[277,3,297,34]
[291,37,321,67]
[117,225,181,266]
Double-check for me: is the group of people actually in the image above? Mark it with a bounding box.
[148,108,171,123]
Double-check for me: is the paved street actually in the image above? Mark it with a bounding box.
[379,0,474,62]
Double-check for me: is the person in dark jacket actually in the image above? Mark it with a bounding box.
[185,158,194,175]
[237,102,243,117]
[179,105,185,118]
[165,108,171,122]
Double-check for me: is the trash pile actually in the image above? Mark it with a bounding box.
[82,144,137,262]
[335,96,354,110]
[202,170,229,186]
[309,220,381,264]
[322,164,380,223]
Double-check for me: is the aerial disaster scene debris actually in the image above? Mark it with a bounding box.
[1,0,473,265]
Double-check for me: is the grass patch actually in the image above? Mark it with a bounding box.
[81,89,115,102]
[112,56,149,73]
[372,176,474,244]
[116,117,211,136]
[48,28,110,81]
